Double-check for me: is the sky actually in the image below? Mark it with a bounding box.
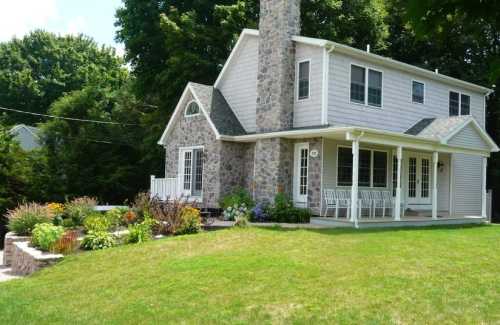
[0,0,125,56]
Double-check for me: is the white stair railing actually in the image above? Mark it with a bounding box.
[150,175,178,200]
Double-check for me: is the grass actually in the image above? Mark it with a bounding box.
[1,225,500,324]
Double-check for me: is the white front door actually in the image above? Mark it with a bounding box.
[406,153,432,205]
[293,143,309,207]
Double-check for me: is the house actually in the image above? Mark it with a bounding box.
[9,124,41,151]
[152,0,498,227]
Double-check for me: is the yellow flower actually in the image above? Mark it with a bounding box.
[47,203,64,214]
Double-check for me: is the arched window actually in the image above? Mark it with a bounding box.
[185,101,200,116]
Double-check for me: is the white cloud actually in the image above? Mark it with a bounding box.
[0,0,58,41]
[65,16,87,36]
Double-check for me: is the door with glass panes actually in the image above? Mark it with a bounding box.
[179,147,204,197]
[406,152,432,205]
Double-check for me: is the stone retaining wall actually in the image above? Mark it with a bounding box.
[11,241,63,276]
[3,232,30,266]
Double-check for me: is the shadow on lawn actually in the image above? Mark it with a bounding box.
[253,223,491,237]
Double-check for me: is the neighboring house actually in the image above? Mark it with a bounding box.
[152,0,498,227]
[8,124,41,151]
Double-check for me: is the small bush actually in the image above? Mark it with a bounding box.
[105,207,128,228]
[266,193,311,223]
[220,188,254,210]
[223,203,249,221]
[126,218,155,244]
[132,192,152,222]
[149,197,194,235]
[6,203,54,236]
[123,210,137,225]
[52,230,79,254]
[176,207,202,235]
[250,203,269,222]
[31,223,65,252]
[234,215,249,228]
[65,196,97,226]
[83,213,111,232]
[81,231,116,250]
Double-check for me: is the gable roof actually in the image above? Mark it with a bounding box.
[405,116,499,151]
[158,82,245,145]
[214,29,492,95]
[9,124,40,138]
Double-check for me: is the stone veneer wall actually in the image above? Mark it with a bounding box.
[3,232,30,266]
[164,92,221,208]
[11,241,63,276]
[219,141,255,199]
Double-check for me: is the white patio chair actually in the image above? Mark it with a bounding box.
[358,190,373,219]
[382,191,406,219]
[322,189,336,217]
[336,190,351,219]
[372,191,385,218]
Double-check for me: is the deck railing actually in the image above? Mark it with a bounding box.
[150,175,178,200]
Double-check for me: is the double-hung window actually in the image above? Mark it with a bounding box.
[180,148,204,197]
[449,91,470,116]
[337,147,387,187]
[350,65,382,107]
[412,81,424,104]
[297,60,310,100]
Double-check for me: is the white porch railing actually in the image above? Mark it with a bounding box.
[150,175,178,200]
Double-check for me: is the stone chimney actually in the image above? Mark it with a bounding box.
[254,0,301,203]
[256,0,301,132]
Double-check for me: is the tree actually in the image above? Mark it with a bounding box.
[0,30,128,125]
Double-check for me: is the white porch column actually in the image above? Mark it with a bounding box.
[432,152,438,220]
[394,146,403,221]
[481,157,488,218]
[350,140,360,226]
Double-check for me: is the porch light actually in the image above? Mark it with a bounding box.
[438,161,445,172]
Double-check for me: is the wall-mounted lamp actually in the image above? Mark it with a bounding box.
[438,161,445,172]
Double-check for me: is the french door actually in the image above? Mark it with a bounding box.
[179,147,204,197]
[406,153,432,205]
[293,143,309,207]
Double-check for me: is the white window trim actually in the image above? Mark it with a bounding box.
[293,142,309,206]
[411,80,425,104]
[184,100,201,117]
[449,90,471,116]
[296,59,311,102]
[335,144,389,188]
[349,63,384,109]
[178,145,204,200]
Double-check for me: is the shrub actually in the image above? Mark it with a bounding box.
[220,188,254,210]
[176,207,202,235]
[65,197,97,226]
[81,231,116,250]
[31,223,65,252]
[105,207,128,228]
[223,203,249,221]
[250,203,269,222]
[126,218,155,244]
[266,193,312,223]
[83,213,111,232]
[234,215,249,228]
[6,203,54,235]
[132,192,152,222]
[123,210,137,225]
[52,230,79,254]
[149,197,194,235]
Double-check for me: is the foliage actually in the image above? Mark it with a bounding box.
[176,207,202,235]
[6,203,53,236]
[126,218,155,244]
[223,203,249,222]
[83,213,111,233]
[31,223,65,252]
[52,230,79,254]
[81,231,116,250]
[132,192,153,222]
[148,197,194,235]
[220,188,254,210]
[64,197,97,227]
[233,215,249,228]
[123,210,137,225]
[250,203,269,222]
[105,208,128,228]
[266,193,311,224]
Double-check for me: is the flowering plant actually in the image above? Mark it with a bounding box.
[223,203,249,221]
[47,203,64,215]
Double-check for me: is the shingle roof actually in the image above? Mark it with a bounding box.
[404,116,471,140]
[189,82,246,136]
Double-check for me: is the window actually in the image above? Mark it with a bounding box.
[299,147,308,195]
[461,94,470,115]
[297,60,310,100]
[368,70,382,107]
[185,101,200,116]
[392,156,398,196]
[449,92,459,116]
[350,65,365,104]
[350,65,383,107]
[412,81,424,104]
[181,148,203,196]
[336,147,388,187]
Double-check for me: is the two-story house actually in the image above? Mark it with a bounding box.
[152,0,499,227]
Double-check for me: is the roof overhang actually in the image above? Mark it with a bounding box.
[220,125,495,157]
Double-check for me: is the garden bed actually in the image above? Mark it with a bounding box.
[11,241,63,276]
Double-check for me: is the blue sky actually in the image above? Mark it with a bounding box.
[0,0,125,55]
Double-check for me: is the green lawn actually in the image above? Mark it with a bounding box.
[1,225,500,324]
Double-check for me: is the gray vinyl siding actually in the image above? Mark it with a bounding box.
[217,36,258,133]
[293,44,323,128]
[448,124,489,150]
[328,52,486,131]
[452,154,483,216]
[437,154,451,211]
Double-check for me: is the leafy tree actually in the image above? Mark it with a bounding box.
[0,30,127,125]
